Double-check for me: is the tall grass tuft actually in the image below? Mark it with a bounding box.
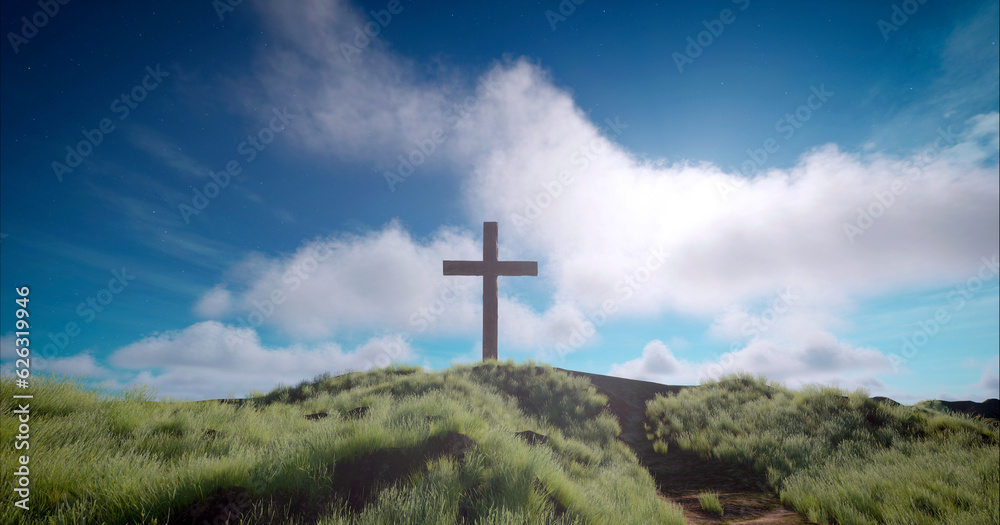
[697,491,723,516]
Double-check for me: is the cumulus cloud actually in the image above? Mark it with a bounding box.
[610,296,897,389]
[108,321,415,399]
[609,333,892,392]
[225,222,482,339]
[609,340,696,384]
[1,334,120,388]
[698,332,893,389]
[196,219,588,355]
[449,62,995,378]
[193,284,234,318]
[453,62,999,320]
[497,298,591,356]
[39,353,115,379]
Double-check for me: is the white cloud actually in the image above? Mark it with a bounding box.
[39,353,114,379]
[198,219,588,356]
[193,284,234,318]
[497,298,591,355]
[609,340,696,384]
[608,334,892,392]
[454,62,999,320]
[697,333,893,389]
[1,334,120,388]
[449,61,996,375]
[227,221,482,339]
[611,307,896,391]
[108,321,414,400]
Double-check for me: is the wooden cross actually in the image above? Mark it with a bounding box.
[444,222,537,361]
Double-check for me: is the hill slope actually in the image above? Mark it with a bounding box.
[0,363,683,524]
[2,364,996,524]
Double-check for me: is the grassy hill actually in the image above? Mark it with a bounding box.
[0,362,682,524]
[1,363,997,524]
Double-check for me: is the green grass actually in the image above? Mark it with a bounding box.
[645,373,1000,524]
[1,362,683,525]
[696,491,723,516]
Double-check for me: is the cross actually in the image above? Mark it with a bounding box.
[444,222,537,361]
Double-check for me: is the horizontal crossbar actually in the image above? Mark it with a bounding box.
[443,260,538,276]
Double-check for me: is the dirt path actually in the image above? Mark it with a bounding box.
[558,369,809,525]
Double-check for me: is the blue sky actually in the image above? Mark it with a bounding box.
[1,0,997,401]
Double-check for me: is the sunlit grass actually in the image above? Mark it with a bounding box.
[1,362,683,524]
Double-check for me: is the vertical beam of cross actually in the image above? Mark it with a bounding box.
[443,222,538,361]
[482,222,499,360]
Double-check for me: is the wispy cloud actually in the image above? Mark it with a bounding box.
[867,1,1000,152]
[126,124,213,179]
[243,0,457,167]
